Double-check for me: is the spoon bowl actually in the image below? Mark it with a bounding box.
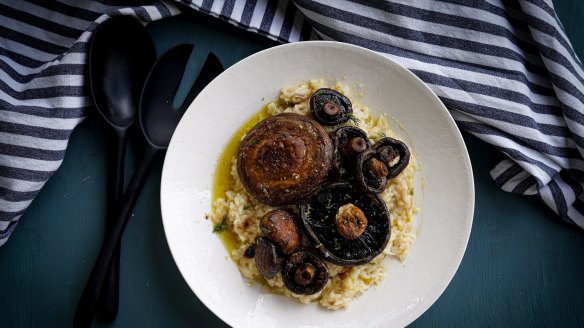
[90,16,156,129]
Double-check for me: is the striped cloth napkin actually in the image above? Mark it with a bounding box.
[1,0,583,246]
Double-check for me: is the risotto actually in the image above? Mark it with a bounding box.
[210,79,418,310]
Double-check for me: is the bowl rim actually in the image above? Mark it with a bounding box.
[160,40,475,328]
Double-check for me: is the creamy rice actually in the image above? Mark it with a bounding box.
[211,79,418,310]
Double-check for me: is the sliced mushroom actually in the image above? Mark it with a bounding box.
[332,126,371,178]
[355,149,389,193]
[237,113,333,206]
[300,182,390,266]
[282,251,329,295]
[374,137,410,179]
[254,237,282,279]
[260,210,302,255]
[310,88,353,125]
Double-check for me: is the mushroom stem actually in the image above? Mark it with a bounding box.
[323,100,341,116]
[335,203,368,240]
[294,263,316,286]
[366,157,389,179]
[343,137,368,155]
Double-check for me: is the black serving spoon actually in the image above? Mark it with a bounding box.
[88,16,156,322]
[74,44,224,328]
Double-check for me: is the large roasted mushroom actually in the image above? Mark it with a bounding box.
[237,113,333,206]
[332,126,371,178]
[310,88,353,126]
[282,251,329,295]
[300,182,390,266]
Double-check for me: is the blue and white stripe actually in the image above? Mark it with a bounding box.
[0,0,182,246]
[1,0,583,245]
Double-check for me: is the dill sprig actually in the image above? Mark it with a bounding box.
[348,114,361,125]
[247,139,259,148]
[213,217,227,233]
[304,204,312,217]
[374,131,387,139]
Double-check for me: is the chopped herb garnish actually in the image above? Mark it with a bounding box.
[213,217,227,233]
[374,131,387,139]
[247,139,259,148]
[304,204,312,216]
[325,194,334,210]
[348,114,361,125]
[243,204,251,210]
[334,238,341,250]
[409,188,414,195]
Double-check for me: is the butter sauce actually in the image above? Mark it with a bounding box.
[212,106,270,255]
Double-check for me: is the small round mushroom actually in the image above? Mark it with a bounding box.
[260,210,302,255]
[282,251,329,295]
[310,88,353,126]
[254,237,282,279]
[332,126,371,178]
[355,149,389,193]
[374,137,410,179]
[335,203,368,240]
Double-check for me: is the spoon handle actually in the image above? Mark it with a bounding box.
[99,130,127,322]
[74,145,159,328]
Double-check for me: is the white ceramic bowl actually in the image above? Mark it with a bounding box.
[160,41,474,328]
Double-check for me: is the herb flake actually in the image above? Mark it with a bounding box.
[213,217,227,233]
[348,114,361,125]
[247,139,259,148]
[374,131,387,139]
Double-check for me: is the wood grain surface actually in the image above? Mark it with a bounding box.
[1,2,583,327]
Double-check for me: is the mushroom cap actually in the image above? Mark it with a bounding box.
[332,126,371,178]
[237,113,333,206]
[282,251,329,295]
[373,137,410,179]
[300,182,391,266]
[310,88,353,126]
[260,209,302,255]
[254,237,282,279]
[355,149,389,194]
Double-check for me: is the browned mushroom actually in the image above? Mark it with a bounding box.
[282,251,329,295]
[310,88,353,125]
[373,137,410,179]
[355,149,389,193]
[254,237,282,279]
[331,126,371,178]
[260,210,302,255]
[237,113,333,205]
[300,182,390,266]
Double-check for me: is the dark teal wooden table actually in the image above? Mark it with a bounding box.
[2,3,584,327]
